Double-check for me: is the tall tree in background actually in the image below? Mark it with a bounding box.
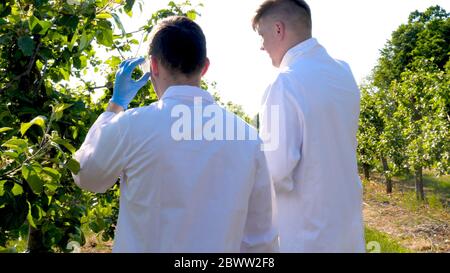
[359,5,450,200]
[373,6,450,89]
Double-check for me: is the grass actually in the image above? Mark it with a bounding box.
[397,172,450,202]
[365,227,410,253]
[363,171,450,252]
[364,172,449,214]
[422,174,450,204]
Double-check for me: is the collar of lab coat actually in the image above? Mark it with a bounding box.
[280,37,319,68]
[161,85,216,103]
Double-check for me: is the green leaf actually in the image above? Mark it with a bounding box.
[20,116,47,136]
[0,34,12,45]
[96,29,113,47]
[2,139,28,152]
[12,183,23,196]
[3,151,18,159]
[70,126,79,140]
[44,182,59,196]
[52,137,76,154]
[27,201,37,228]
[66,158,80,175]
[68,31,79,52]
[59,68,70,81]
[42,167,62,182]
[53,103,73,121]
[95,22,113,47]
[28,16,40,32]
[186,11,197,21]
[0,127,13,133]
[124,0,135,13]
[59,14,79,32]
[39,47,53,60]
[105,56,121,68]
[36,59,44,71]
[79,31,90,51]
[29,16,52,35]
[96,13,112,19]
[111,13,126,36]
[22,164,44,195]
[31,204,44,222]
[38,20,52,35]
[18,36,35,56]
[0,180,6,197]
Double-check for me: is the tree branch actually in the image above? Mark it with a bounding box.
[113,43,126,60]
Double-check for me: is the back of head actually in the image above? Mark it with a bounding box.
[149,16,207,76]
[252,0,312,36]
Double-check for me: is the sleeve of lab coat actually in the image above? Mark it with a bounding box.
[72,111,131,193]
[241,148,279,253]
[259,77,303,192]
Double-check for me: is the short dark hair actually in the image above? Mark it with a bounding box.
[149,16,207,76]
[252,0,312,32]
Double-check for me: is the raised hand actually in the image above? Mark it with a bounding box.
[111,57,151,110]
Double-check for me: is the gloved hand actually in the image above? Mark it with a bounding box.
[111,57,151,110]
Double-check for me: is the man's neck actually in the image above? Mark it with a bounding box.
[285,34,312,54]
[157,80,201,98]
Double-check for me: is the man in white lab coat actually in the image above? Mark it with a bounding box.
[252,0,365,252]
[73,16,278,253]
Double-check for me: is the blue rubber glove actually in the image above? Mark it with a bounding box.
[111,57,151,110]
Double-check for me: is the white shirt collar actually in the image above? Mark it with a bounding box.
[161,85,215,103]
[280,38,319,68]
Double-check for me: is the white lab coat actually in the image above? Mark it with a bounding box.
[259,38,365,253]
[73,86,279,253]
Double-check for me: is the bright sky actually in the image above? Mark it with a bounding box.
[116,0,450,116]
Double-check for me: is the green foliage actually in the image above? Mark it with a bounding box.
[373,6,450,89]
[83,183,120,242]
[358,6,449,199]
[357,85,384,173]
[0,0,202,252]
[0,103,89,251]
[391,64,449,176]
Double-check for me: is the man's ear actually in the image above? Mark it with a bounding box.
[150,56,159,77]
[274,21,285,40]
[201,58,210,77]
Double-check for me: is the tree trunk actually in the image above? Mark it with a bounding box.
[415,167,425,201]
[27,226,49,253]
[381,157,393,194]
[362,163,371,180]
